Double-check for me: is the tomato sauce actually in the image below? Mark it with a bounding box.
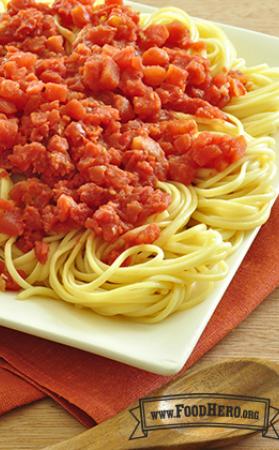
[0,0,247,271]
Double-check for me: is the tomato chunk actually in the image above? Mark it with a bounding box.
[0,206,23,236]
[166,21,190,46]
[34,240,49,264]
[139,24,169,49]
[0,119,18,149]
[0,260,26,292]
[83,55,120,91]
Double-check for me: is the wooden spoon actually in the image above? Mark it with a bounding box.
[44,359,279,450]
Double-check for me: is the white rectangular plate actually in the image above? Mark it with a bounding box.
[0,2,278,375]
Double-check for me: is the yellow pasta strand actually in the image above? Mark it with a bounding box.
[0,2,278,322]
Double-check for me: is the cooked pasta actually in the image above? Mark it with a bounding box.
[0,0,278,322]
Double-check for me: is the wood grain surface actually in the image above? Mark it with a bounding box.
[0,292,278,450]
[0,1,279,449]
[44,359,279,450]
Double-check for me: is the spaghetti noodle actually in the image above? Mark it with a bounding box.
[0,0,278,322]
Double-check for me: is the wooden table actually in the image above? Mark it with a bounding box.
[0,1,279,449]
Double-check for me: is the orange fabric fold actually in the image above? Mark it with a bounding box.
[0,366,44,415]
[0,198,278,426]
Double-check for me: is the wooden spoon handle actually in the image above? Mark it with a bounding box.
[44,359,279,450]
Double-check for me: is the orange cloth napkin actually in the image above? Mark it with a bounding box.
[0,198,278,427]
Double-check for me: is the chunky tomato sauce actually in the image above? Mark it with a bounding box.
[0,0,247,275]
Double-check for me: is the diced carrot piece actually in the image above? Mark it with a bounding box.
[64,99,86,120]
[165,64,187,89]
[143,66,166,86]
[45,83,68,102]
[142,47,169,66]
[46,36,64,53]
[71,4,90,28]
